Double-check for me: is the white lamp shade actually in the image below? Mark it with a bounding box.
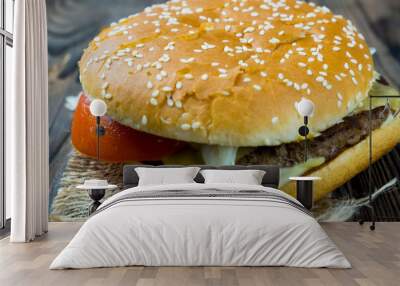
[89,99,107,117]
[297,98,315,117]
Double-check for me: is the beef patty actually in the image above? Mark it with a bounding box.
[237,106,389,167]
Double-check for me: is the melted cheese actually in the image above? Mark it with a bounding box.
[200,145,238,165]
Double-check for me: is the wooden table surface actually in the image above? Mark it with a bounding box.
[47,0,400,220]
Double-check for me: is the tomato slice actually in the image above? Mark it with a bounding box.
[71,93,186,162]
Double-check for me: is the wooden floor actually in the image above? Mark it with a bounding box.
[0,223,399,286]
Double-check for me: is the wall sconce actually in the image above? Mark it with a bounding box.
[89,99,107,161]
[297,98,315,163]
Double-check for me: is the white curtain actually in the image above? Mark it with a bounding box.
[7,0,49,242]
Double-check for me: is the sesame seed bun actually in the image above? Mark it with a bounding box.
[79,0,375,147]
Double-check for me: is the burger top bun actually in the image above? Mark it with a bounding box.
[80,0,374,147]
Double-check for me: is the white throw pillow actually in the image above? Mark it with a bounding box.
[135,167,200,186]
[200,169,266,185]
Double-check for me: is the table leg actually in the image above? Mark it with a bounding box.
[296,181,313,210]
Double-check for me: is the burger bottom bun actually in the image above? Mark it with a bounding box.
[281,115,400,202]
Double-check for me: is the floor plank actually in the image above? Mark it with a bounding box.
[0,223,399,286]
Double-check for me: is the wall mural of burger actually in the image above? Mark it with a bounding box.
[48,0,400,221]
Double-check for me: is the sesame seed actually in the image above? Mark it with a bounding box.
[323,64,328,70]
[184,73,194,80]
[272,116,279,124]
[269,37,280,44]
[104,93,112,99]
[298,62,307,68]
[146,81,153,89]
[224,46,233,53]
[201,42,216,50]
[151,90,159,97]
[192,122,201,129]
[150,98,158,106]
[243,77,251,83]
[307,69,313,76]
[159,54,170,63]
[176,81,183,89]
[167,98,174,107]
[175,100,182,108]
[201,74,209,81]
[180,57,195,64]
[352,77,358,85]
[285,80,293,87]
[157,63,164,70]
[141,115,148,125]
[162,86,173,92]
[301,83,308,89]
[278,73,284,80]
[253,84,262,91]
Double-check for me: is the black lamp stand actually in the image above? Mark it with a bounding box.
[86,116,107,215]
[95,116,106,161]
[298,116,309,162]
[359,94,400,231]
